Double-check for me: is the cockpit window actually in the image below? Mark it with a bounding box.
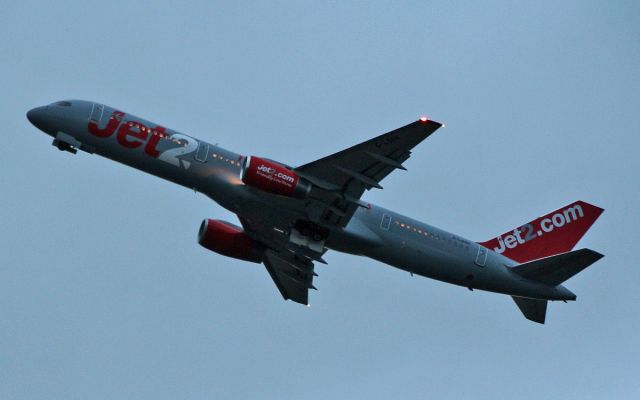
[55,101,72,107]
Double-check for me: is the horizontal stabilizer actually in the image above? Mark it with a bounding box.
[511,248,604,286]
[512,296,548,324]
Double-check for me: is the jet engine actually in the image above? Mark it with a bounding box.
[242,156,311,198]
[198,219,264,263]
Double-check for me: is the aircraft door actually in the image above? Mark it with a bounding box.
[195,141,209,162]
[89,103,104,123]
[380,214,391,230]
[475,245,488,267]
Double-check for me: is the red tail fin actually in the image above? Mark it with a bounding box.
[479,200,604,263]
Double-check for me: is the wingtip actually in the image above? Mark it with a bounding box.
[418,116,444,127]
[417,117,444,129]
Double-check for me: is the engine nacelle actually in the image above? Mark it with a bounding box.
[242,156,311,198]
[198,219,264,263]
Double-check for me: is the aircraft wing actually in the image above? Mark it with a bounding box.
[262,249,317,305]
[295,118,443,227]
[240,215,323,306]
[241,118,442,304]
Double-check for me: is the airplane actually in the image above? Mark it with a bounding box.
[27,100,605,324]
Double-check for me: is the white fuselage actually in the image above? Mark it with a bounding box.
[26,100,576,302]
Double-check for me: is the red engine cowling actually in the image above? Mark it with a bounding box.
[198,219,264,263]
[242,156,311,198]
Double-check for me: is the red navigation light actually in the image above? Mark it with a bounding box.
[419,116,428,122]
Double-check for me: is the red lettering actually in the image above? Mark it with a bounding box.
[88,110,124,138]
[90,113,169,159]
[117,122,148,148]
[144,126,164,158]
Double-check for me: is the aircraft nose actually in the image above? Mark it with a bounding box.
[26,105,57,135]
[27,106,47,128]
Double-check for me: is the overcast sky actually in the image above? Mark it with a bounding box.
[2,1,639,399]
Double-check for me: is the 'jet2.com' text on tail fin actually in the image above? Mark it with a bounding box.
[479,200,604,263]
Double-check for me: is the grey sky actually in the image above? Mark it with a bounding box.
[2,1,639,399]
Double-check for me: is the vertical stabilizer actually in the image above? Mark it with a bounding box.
[479,200,603,263]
